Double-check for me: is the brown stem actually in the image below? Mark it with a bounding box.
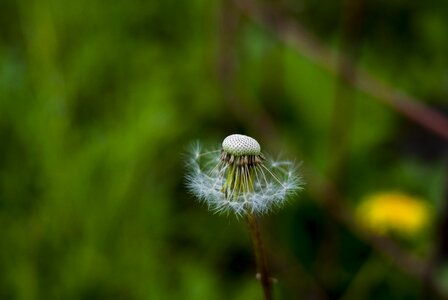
[247,213,273,300]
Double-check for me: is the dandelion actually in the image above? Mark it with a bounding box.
[186,134,302,300]
[186,134,301,216]
[356,191,430,236]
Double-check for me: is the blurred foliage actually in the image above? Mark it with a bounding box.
[0,0,447,299]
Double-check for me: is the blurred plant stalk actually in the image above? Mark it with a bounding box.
[247,214,273,300]
[233,0,448,141]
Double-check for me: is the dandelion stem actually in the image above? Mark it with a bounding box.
[247,213,273,300]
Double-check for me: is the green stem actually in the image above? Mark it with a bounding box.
[247,213,273,300]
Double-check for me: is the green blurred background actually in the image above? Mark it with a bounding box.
[1,0,447,299]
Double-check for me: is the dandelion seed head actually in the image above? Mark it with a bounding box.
[186,134,302,216]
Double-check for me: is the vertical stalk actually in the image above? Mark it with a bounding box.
[247,213,273,300]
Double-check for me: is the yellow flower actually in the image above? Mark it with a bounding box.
[356,192,430,236]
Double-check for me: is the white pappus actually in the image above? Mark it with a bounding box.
[186,134,302,216]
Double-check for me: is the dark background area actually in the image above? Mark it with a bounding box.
[0,0,447,299]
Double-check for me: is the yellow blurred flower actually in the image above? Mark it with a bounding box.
[356,192,430,236]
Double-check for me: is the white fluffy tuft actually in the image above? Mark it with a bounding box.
[185,142,302,216]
